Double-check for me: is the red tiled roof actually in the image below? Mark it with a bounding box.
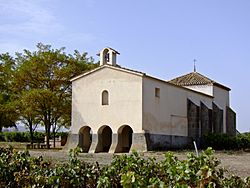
[169,71,230,91]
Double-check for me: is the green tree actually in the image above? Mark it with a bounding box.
[14,43,97,148]
[0,53,18,131]
[16,91,40,143]
[51,93,71,147]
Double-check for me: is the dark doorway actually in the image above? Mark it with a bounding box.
[115,125,133,153]
[79,126,92,152]
[95,125,112,152]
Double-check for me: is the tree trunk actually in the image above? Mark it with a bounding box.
[28,120,34,144]
[53,127,56,148]
[29,126,34,144]
[46,124,50,149]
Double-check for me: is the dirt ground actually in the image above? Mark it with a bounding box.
[29,149,250,178]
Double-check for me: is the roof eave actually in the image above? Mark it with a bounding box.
[145,75,214,99]
[213,82,231,91]
[70,64,144,82]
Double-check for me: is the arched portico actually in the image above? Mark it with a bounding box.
[79,126,92,152]
[95,125,112,153]
[115,125,133,153]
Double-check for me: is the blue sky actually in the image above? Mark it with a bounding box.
[0,0,249,132]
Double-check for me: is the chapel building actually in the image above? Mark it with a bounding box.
[65,47,236,152]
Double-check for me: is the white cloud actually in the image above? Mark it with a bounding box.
[0,0,53,21]
[0,0,63,53]
[0,0,61,36]
[0,0,98,54]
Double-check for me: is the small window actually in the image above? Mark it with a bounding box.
[155,88,160,98]
[102,90,109,105]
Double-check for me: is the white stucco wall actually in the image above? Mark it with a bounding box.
[213,86,230,133]
[184,85,213,96]
[71,65,230,137]
[71,67,143,134]
[142,77,213,136]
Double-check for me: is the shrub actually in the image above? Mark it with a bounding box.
[32,132,45,143]
[0,131,46,143]
[0,131,69,143]
[3,132,29,142]
[202,133,250,150]
[0,133,5,142]
[55,132,68,138]
[236,133,250,150]
[0,147,249,187]
[98,148,250,187]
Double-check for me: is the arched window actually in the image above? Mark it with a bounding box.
[102,90,109,105]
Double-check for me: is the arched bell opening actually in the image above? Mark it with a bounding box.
[95,125,112,153]
[115,125,133,153]
[101,48,110,65]
[78,126,92,152]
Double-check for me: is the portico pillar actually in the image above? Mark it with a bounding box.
[130,132,148,152]
[88,134,98,153]
[63,133,79,151]
[109,134,118,153]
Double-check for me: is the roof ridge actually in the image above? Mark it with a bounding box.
[193,71,215,83]
[70,64,145,82]
[169,71,230,91]
[169,71,216,86]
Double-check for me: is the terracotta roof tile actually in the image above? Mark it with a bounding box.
[169,71,230,91]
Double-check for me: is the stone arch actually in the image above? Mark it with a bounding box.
[95,125,112,153]
[102,90,109,105]
[115,125,133,153]
[78,126,92,152]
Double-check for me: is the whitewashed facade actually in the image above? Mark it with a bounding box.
[65,47,236,152]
